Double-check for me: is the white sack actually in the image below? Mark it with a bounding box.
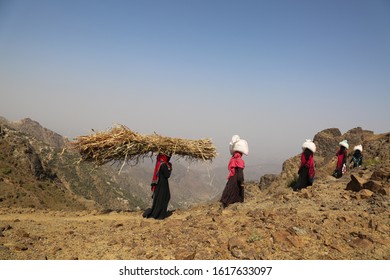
[302,139,316,153]
[339,140,349,149]
[229,135,249,155]
[353,144,363,152]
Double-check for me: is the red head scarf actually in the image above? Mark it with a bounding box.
[300,149,315,179]
[151,154,170,192]
[227,152,245,179]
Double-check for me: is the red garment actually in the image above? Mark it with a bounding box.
[151,154,170,192]
[228,152,245,179]
[300,152,315,179]
[336,148,347,170]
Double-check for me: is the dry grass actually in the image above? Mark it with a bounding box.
[70,125,217,165]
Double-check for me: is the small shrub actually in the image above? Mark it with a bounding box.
[247,231,262,243]
[363,157,381,167]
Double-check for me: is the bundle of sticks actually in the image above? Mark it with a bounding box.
[70,125,217,165]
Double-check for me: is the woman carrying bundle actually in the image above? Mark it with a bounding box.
[143,153,172,219]
[294,139,316,191]
[350,144,363,168]
[220,135,248,208]
[333,140,349,178]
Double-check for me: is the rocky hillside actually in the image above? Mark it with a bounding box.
[0,117,226,211]
[261,127,390,190]
[0,126,389,260]
[3,117,67,149]
[0,118,147,211]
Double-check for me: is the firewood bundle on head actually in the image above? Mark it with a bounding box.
[70,125,217,165]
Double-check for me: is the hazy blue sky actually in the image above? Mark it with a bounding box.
[1,0,389,167]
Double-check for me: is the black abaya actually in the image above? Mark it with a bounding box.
[220,167,244,207]
[143,163,171,220]
[294,165,312,191]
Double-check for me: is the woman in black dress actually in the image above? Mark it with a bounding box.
[220,151,245,208]
[294,139,316,191]
[220,135,248,208]
[350,145,363,168]
[333,140,348,178]
[143,153,172,219]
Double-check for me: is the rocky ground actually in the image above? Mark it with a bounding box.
[1,126,389,260]
[1,167,389,260]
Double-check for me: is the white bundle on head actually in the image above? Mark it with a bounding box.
[339,140,349,149]
[229,135,249,155]
[302,139,316,153]
[354,144,363,152]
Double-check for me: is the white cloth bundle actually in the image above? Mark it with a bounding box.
[229,135,249,155]
[353,144,363,152]
[339,140,349,149]
[301,139,316,153]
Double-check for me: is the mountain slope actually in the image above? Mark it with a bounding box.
[0,126,389,260]
[0,120,145,210]
[0,117,228,211]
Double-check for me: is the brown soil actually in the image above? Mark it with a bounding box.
[1,174,389,260]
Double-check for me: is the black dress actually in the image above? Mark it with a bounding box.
[220,167,244,207]
[143,162,172,220]
[294,165,311,191]
[294,149,314,191]
[351,150,363,168]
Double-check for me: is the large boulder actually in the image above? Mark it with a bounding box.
[346,174,366,192]
[346,165,390,194]
[313,128,342,160]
